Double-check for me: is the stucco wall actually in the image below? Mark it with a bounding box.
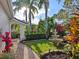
[0,4,10,34]
[20,24,25,41]
[0,3,10,54]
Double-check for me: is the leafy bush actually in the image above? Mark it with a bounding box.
[24,40,57,55]
[11,32,20,39]
[64,17,79,59]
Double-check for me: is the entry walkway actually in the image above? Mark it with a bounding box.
[12,39,40,59]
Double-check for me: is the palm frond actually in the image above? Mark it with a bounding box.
[31,11,34,19]
[33,0,39,6]
[13,6,21,14]
[31,5,38,14]
[64,0,72,8]
[38,0,44,9]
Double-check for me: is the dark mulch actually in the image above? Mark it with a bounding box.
[41,51,69,59]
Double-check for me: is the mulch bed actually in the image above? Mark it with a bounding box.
[41,51,69,59]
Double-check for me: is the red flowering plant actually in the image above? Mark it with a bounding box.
[64,17,79,58]
[0,32,13,53]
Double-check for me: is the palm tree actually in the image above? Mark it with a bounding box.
[39,0,49,29]
[28,0,38,32]
[56,9,68,19]
[62,0,79,17]
[38,0,49,39]
[13,0,38,32]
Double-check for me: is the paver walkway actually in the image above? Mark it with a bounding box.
[13,39,40,59]
[15,43,24,59]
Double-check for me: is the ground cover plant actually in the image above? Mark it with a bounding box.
[23,39,67,56]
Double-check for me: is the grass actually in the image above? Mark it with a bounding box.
[24,39,58,56]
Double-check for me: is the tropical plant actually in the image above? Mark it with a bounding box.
[24,24,37,34]
[38,0,65,37]
[64,0,79,8]
[24,25,31,34]
[39,0,49,31]
[38,0,49,39]
[11,24,20,38]
[37,16,55,34]
[11,24,20,33]
[47,16,55,34]
[32,24,37,33]
[37,20,46,34]
[63,0,79,15]
[56,9,68,19]
[64,17,79,59]
[13,0,38,32]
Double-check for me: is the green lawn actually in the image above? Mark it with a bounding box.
[24,39,58,56]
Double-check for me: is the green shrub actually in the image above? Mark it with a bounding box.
[24,40,57,55]
[11,32,19,39]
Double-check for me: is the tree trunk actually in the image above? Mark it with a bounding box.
[25,9,27,23]
[29,7,32,33]
[45,3,48,39]
[29,0,34,33]
[25,9,28,30]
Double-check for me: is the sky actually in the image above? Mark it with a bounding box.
[12,0,64,24]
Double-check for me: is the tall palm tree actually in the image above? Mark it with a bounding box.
[28,0,38,32]
[63,0,79,17]
[56,9,68,19]
[38,0,49,39]
[38,0,62,38]
[39,0,49,29]
[13,0,38,32]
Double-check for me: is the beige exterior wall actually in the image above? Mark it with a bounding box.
[0,3,10,54]
[0,4,10,34]
[20,24,25,41]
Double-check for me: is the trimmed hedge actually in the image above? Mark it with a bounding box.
[25,34,50,40]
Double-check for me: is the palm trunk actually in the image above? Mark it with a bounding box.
[29,0,34,33]
[45,2,48,39]
[45,6,48,30]
[29,7,32,33]
[25,9,27,23]
[24,9,28,31]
